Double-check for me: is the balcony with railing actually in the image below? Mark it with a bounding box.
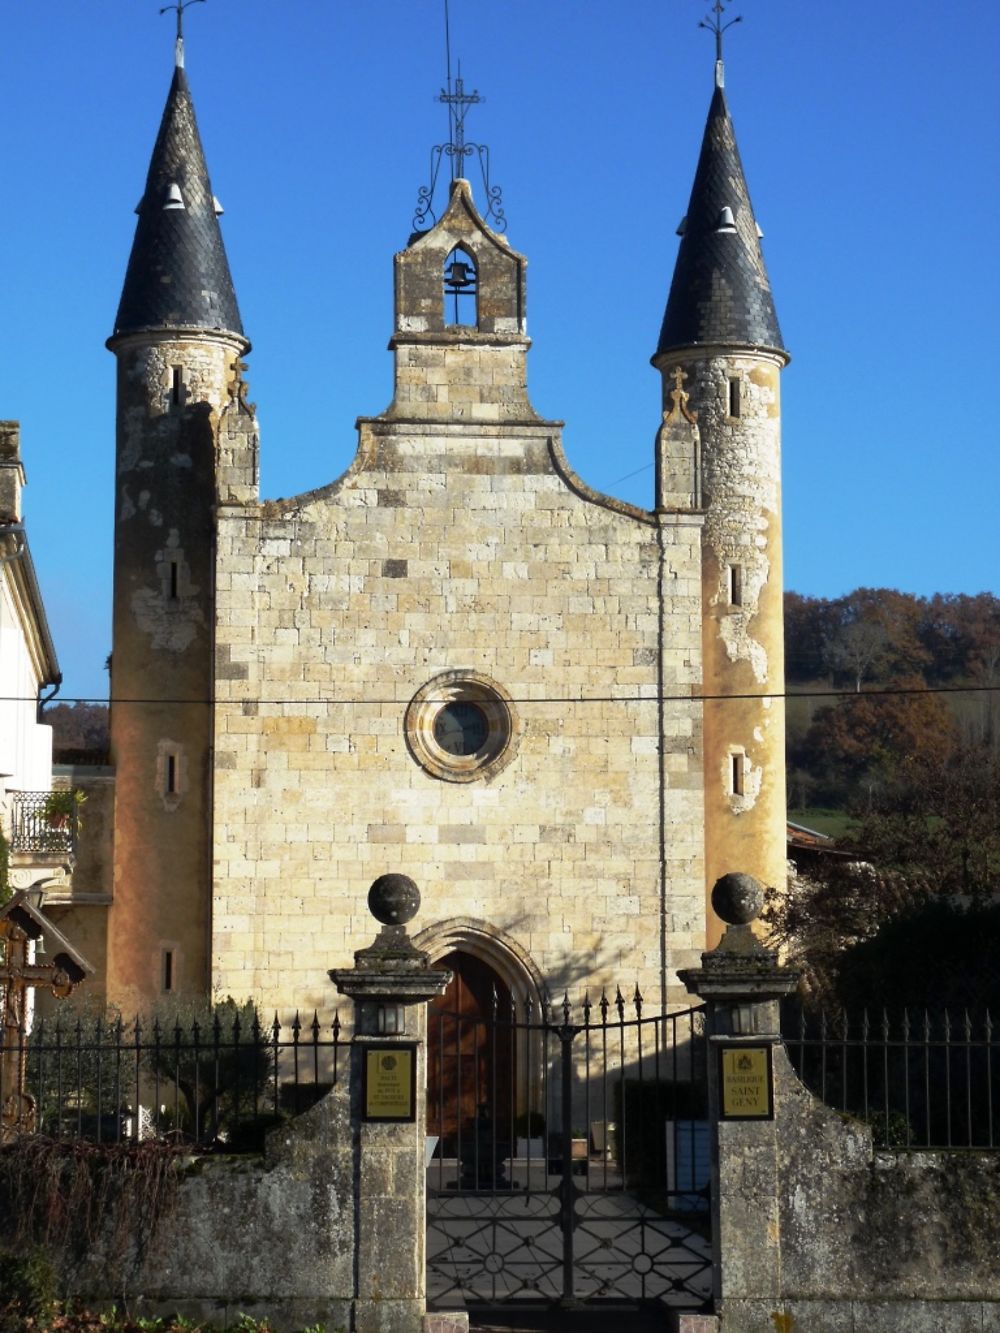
[9,790,80,859]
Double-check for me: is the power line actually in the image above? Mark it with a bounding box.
[10,681,1000,709]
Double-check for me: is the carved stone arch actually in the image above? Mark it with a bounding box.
[412,917,545,1010]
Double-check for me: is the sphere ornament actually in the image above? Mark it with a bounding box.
[711,872,764,926]
[368,874,421,926]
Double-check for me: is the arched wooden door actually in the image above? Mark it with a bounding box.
[427,950,513,1158]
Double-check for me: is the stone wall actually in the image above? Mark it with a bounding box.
[712,1047,1000,1332]
[30,1085,355,1332]
[211,416,707,1015]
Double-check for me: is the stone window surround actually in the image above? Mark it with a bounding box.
[404,669,520,784]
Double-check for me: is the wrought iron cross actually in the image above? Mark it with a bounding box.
[699,0,742,62]
[160,0,206,41]
[439,74,483,182]
[0,909,85,1140]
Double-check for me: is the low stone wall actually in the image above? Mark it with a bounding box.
[33,1086,356,1332]
[714,1048,1000,1332]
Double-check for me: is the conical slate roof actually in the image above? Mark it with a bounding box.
[656,80,783,357]
[112,64,243,341]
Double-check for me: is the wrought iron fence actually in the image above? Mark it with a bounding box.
[9,791,79,856]
[783,1003,998,1149]
[0,1008,346,1150]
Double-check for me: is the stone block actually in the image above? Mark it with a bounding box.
[674,1315,720,1333]
[423,1314,470,1333]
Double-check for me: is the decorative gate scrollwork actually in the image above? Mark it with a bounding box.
[426,988,712,1314]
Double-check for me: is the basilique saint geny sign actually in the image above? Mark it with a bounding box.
[718,1044,774,1120]
[362,1044,417,1122]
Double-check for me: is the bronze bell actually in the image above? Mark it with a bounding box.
[444,259,475,291]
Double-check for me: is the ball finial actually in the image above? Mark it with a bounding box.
[711,872,764,926]
[368,874,421,926]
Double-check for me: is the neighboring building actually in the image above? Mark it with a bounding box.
[0,422,65,901]
[79,35,788,1017]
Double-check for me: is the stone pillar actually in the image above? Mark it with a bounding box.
[677,873,800,1331]
[331,874,453,1333]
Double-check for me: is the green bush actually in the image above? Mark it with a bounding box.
[0,1248,56,1332]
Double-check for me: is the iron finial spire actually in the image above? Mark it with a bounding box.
[412,0,506,233]
[699,0,742,88]
[160,0,206,69]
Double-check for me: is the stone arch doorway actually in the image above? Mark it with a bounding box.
[427,950,514,1159]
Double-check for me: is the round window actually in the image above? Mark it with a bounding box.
[405,672,520,783]
[433,701,490,757]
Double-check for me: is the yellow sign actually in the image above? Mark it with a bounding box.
[363,1045,416,1122]
[719,1045,773,1120]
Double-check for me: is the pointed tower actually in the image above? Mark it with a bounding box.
[653,55,788,947]
[106,33,257,1005]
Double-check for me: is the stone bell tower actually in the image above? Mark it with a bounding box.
[653,55,789,947]
[105,30,257,1006]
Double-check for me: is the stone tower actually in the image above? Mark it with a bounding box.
[105,37,256,1005]
[653,58,789,946]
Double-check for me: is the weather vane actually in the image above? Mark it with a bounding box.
[699,0,742,67]
[412,0,506,233]
[160,0,205,67]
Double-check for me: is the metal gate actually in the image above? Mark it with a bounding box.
[426,990,712,1315]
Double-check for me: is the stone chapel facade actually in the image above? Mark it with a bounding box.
[61,41,789,1018]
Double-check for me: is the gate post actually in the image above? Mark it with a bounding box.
[331,874,452,1333]
[678,873,799,1329]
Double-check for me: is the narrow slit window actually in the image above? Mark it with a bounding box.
[727,376,742,419]
[728,564,743,607]
[171,366,184,407]
[443,246,478,328]
[162,949,174,993]
[731,753,745,797]
[168,559,179,600]
[166,754,178,795]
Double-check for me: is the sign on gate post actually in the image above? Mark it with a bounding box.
[363,1043,418,1122]
[330,874,452,1333]
[718,1044,774,1120]
[678,873,801,1322]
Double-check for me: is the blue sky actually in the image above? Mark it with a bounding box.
[2,1,997,702]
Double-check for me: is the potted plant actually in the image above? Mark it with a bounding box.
[41,789,86,829]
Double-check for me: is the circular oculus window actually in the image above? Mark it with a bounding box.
[405,672,519,782]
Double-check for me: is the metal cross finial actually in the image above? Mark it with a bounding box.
[412,0,507,233]
[160,0,206,67]
[699,0,742,65]
[439,70,484,186]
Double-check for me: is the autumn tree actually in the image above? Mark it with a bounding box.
[802,678,957,807]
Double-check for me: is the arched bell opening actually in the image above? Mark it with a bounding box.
[442,245,478,329]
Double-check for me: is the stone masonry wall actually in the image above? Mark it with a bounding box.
[211,418,706,1015]
[660,351,787,947]
[715,1046,1000,1331]
[108,332,247,1008]
[23,1085,355,1333]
